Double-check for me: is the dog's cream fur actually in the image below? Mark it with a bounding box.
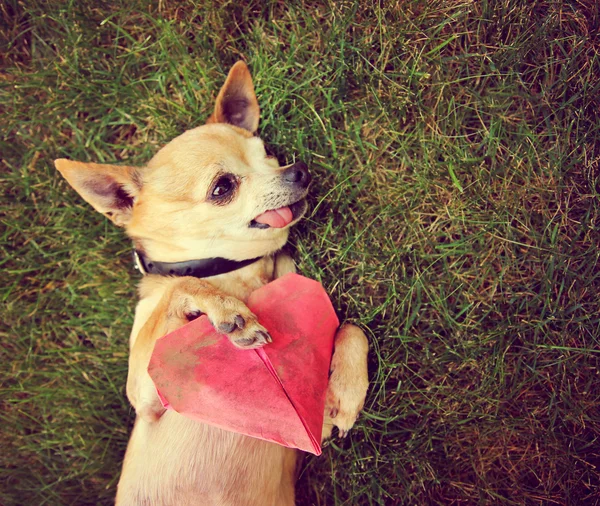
[56,62,369,506]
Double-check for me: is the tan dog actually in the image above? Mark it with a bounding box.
[55,62,369,506]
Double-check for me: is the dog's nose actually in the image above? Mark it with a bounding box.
[282,161,311,188]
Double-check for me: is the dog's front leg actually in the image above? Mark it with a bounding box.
[127,276,272,423]
[322,324,369,440]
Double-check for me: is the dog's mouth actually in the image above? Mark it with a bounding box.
[249,199,307,229]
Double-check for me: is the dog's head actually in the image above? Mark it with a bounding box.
[55,62,310,262]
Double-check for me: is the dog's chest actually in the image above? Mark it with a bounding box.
[209,266,273,302]
[131,258,275,349]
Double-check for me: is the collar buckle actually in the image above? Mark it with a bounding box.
[132,250,148,275]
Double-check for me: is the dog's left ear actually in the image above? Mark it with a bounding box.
[207,61,260,134]
[54,159,141,227]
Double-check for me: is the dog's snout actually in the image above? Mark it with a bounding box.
[282,162,311,188]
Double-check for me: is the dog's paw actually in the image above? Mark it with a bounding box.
[215,310,271,349]
[200,296,272,350]
[324,324,369,438]
[325,366,368,438]
[170,278,272,350]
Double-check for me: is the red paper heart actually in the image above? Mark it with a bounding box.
[148,273,339,455]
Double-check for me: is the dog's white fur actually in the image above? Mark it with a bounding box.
[56,62,369,505]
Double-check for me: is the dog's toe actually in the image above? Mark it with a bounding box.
[217,313,248,334]
[185,310,203,322]
[232,328,272,349]
[234,314,245,329]
[256,329,272,344]
[201,295,271,349]
[218,321,236,333]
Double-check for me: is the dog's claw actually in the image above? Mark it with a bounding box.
[218,321,236,333]
[234,315,245,329]
[230,330,270,349]
[235,337,255,347]
[217,315,248,335]
[338,428,349,438]
[186,310,203,322]
[255,330,272,344]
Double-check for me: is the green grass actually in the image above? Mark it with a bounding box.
[2,0,600,504]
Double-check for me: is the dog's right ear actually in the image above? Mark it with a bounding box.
[207,61,260,134]
[54,159,141,227]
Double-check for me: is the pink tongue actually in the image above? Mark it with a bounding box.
[254,206,293,228]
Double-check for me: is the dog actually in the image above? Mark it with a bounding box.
[55,61,369,506]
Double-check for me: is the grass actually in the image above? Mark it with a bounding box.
[1,0,600,504]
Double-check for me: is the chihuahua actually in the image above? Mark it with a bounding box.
[55,61,369,506]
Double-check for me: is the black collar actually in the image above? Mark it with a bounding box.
[133,250,262,278]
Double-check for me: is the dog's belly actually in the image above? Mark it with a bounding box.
[117,410,297,506]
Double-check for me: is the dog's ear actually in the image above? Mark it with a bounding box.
[54,159,141,227]
[207,61,260,133]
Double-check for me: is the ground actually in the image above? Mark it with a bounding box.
[1,1,599,504]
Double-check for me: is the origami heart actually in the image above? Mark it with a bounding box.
[148,273,339,455]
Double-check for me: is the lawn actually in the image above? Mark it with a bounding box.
[2,0,599,504]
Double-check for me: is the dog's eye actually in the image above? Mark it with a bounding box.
[212,176,234,197]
